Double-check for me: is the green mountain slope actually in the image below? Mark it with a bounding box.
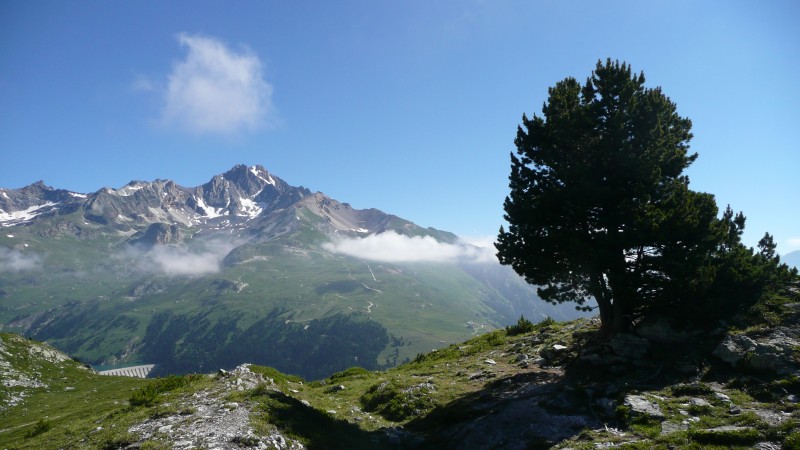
[0,165,587,379]
[2,282,798,449]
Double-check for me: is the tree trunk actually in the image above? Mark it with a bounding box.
[594,256,633,339]
[591,273,615,339]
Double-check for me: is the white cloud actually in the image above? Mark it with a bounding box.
[323,231,497,263]
[459,234,498,249]
[160,33,275,134]
[120,240,236,277]
[0,248,42,273]
[787,236,800,251]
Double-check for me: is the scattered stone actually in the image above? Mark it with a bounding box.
[729,404,742,415]
[516,353,529,362]
[714,329,800,374]
[484,359,497,365]
[540,344,569,362]
[753,409,789,427]
[469,371,495,381]
[714,392,731,403]
[661,421,688,435]
[623,394,664,420]
[127,364,302,449]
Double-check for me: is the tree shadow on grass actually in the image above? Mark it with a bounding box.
[407,369,600,449]
[256,390,387,450]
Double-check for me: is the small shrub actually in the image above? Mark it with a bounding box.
[361,380,436,421]
[249,365,304,384]
[250,383,272,397]
[129,385,160,407]
[670,382,714,397]
[129,374,202,407]
[100,433,137,450]
[537,316,557,329]
[506,315,535,336]
[785,430,800,450]
[689,427,761,446]
[24,419,51,438]
[328,366,373,381]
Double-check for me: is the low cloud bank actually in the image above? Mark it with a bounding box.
[323,231,497,263]
[119,240,236,277]
[0,248,42,273]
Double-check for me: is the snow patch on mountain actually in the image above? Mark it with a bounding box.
[195,196,226,219]
[0,202,58,227]
[238,197,263,218]
[116,184,145,197]
[249,165,276,186]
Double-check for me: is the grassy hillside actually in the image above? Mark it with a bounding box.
[2,279,799,449]
[1,222,584,380]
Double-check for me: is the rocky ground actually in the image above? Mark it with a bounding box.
[126,365,303,449]
[0,334,77,410]
[2,284,799,449]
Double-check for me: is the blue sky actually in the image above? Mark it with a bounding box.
[1,1,798,254]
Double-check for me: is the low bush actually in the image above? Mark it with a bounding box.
[506,315,535,336]
[361,380,436,421]
[328,366,373,381]
[24,419,51,438]
[249,365,304,384]
[689,427,761,446]
[129,374,202,407]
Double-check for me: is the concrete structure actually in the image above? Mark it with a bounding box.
[98,364,155,378]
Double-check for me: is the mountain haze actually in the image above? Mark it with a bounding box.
[0,165,586,378]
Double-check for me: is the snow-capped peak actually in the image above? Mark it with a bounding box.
[249,166,276,187]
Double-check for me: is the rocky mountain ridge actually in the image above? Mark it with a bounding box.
[0,164,439,241]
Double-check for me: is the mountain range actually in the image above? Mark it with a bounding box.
[0,164,587,379]
[784,250,800,270]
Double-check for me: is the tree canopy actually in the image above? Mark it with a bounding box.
[496,59,795,337]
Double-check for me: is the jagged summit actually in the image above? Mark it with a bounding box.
[0,164,449,242]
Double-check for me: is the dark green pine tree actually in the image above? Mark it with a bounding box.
[496,59,722,337]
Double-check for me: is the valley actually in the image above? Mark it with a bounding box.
[0,165,586,379]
